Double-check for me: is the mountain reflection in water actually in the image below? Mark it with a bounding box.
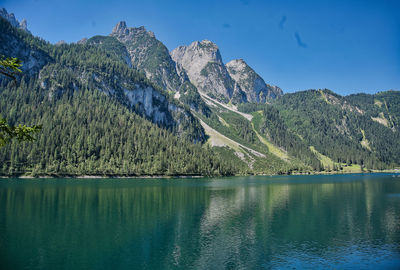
[0,174,399,269]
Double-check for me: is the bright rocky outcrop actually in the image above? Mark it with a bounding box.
[226,59,282,102]
[171,40,247,104]
[171,40,283,104]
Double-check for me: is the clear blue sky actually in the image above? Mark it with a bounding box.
[2,0,399,95]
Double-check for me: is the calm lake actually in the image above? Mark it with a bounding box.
[0,174,399,269]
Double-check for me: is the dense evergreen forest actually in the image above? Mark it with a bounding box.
[238,90,400,171]
[274,90,400,169]
[1,15,399,177]
[0,83,235,176]
[0,17,236,176]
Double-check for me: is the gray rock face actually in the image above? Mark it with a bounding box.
[110,21,182,92]
[19,19,28,32]
[0,8,19,28]
[0,21,48,76]
[0,12,206,142]
[0,8,31,33]
[226,59,283,102]
[109,22,208,114]
[123,85,194,134]
[37,63,205,142]
[111,21,128,36]
[171,40,246,103]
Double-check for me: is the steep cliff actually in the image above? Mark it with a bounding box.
[226,59,282,102]
[171,40,246,104]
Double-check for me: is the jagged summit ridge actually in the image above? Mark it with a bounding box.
[91,21,283,104]
[111,21,128,35]
[0,6,281,105]
[226,59,283,102]
[172,40,224,73]
[111,21,155,41]
[109,21,187,93]
[171,40,246,103]
[1,10,400,176]
[0,8,30,33]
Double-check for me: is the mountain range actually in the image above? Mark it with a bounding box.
[0,8,399,176]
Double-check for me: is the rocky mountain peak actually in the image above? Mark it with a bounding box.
[111,21,128,35]
[226,59,283,102]
[19,19,28,31]
[171,40,224,72]
[188,40,222,62]
[0,8,18,28]
[0,8,30,33]
[109,22,184,93]
[198,39,218,49]
[171,41,246,103]
[226,59,247,73]
[111,22,155,40]
[228,58,246,64]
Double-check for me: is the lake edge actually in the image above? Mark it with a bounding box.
[1,170,399,179]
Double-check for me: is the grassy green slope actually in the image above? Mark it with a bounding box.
[197,97,314,174]
[272,89,400,169]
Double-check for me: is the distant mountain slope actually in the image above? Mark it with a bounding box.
[226,59,282,102]
[345,91,400,130]
[0,16,49,77]
[108,21,209,115]
[0,9,399,176]
[110,21,181,92]
[171,40,247,104]
[0,16,235,176]
[171,41,283,105]
[271,89,400,169]
[0,7,30,33]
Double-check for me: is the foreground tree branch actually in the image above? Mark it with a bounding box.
[0,55,41,147]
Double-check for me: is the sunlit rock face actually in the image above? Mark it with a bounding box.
[171,40,247,104]
[226,59,283,103]
[109,21,207,114]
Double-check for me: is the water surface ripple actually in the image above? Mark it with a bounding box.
[0,174,399,269]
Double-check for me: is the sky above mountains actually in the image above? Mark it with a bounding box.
[2,0,399,95]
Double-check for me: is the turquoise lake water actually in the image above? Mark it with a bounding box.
[0,174,399,269]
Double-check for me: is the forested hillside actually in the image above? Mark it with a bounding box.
[0,11,399,177]
[0,17,235,176]
[237,90,400,171]
[0,84,235,176]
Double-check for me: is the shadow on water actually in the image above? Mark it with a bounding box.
[0,174,399,269]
